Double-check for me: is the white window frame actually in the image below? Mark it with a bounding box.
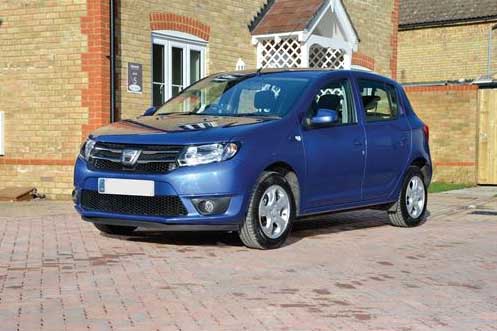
[152,31,206,103]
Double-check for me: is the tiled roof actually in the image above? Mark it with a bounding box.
[251,0,325,35]
[400,0,497,29]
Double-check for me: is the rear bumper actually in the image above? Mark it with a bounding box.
[83,217,239,231]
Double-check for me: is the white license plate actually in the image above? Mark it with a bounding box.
[98,178,155,197]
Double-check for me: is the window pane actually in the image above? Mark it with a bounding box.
[171,85,181,97]
[153,84,164,107]
[358,80,398,122]
[172,47,183,89]
[190,50,201,84]
[312,80,356,125]
[152,44,165,107]
[152,44,164,83]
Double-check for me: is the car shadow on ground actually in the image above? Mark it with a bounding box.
[104,211,391,248]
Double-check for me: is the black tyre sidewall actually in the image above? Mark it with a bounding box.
[399,167,428,226]
[249,174,296,249]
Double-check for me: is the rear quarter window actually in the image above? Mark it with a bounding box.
[358,79,399,122]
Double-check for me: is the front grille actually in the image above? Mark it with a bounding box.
[89,142,183,174]
[81,190,188,217]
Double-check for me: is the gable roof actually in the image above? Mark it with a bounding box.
[400,0,497,30]
[250,0,326,35]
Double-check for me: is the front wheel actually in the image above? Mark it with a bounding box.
[388,166,428,227]
[239,172,295,249]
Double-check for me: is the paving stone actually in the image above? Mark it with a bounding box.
[0,189,496,330]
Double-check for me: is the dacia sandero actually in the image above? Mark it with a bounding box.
[74,69,432,249]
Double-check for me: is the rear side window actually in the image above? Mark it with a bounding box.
[358,79,398,122]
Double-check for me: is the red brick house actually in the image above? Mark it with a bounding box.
[0,0,400,199]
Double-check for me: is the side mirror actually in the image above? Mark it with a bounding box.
[143,106,157,116]
[309,109,339,128]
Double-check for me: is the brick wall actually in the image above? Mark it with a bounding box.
[343,0,398,78]
[398,22,497,83]
[0,1,90,199]
[405,85,479,184]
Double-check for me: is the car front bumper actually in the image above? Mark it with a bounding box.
[73,157,253,230]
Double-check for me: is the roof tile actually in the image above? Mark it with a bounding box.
[251,0,325,35]
[400,0,497,29]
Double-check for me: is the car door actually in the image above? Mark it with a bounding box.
[355,78,411,200]
[301,76,366,210]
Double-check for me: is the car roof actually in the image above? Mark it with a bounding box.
[216,68,398,85]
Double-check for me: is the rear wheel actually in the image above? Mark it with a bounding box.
[239,172,295,249]
[388,166,428,227]
[93,223,137,235]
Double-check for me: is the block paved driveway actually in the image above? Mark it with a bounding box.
[1,188,497,331]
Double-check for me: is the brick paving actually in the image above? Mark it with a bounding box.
[0,188,496,331]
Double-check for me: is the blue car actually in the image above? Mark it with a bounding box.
[74,69,432,249]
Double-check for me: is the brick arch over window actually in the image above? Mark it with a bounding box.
[352,52,375,70]
[150,12,210,41]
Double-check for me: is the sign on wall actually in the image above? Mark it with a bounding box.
[127,63,143,94]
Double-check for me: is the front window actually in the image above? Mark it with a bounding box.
[155,74,310,118]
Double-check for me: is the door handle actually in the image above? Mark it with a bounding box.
[400,136,409,147]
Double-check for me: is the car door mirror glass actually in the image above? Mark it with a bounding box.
[309,109,339,127]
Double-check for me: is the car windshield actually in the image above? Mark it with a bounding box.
[155,73,310,118]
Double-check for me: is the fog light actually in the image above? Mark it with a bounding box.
[200,200,215,214]
[192,197,230,215]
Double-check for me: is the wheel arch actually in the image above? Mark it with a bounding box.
[264,162,301,216]
[409,157,432,186]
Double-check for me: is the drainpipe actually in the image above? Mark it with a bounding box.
[487,23,497,79]
[110,0,116,123]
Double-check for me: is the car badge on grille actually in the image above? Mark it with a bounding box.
[121,149,141,167]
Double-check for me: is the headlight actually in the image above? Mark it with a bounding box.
[178,143,239,167]
[79,138,96,161]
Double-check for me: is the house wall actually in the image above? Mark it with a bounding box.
[405,85,479,184]
[398,22,497,184]
[398,22,497,83]
[0,1,93,199]
[344,0,399,78]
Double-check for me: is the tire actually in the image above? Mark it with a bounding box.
[239,172,296,249]
[93,223,137,235]
[388,166,428,227]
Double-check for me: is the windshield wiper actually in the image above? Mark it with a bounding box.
[231,113,280,119]
[156,112,197,116]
